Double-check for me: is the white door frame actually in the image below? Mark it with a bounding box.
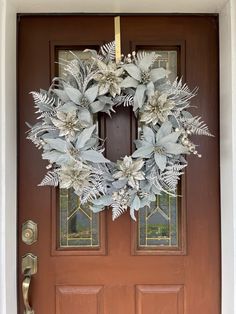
[0,1,235,313]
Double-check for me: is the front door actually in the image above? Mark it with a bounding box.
[18,15,220,314]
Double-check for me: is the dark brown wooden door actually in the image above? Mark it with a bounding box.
[18,15,220,314]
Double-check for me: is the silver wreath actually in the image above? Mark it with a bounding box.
[27,42,213,221]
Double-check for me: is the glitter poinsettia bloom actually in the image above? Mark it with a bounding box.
[59,162,91,193]
[140,91,175,125]
[93,60,123,97]
[113,156,145,189]
[51,111,81,138]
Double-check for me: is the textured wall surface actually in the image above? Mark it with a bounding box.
[15,0,226,13]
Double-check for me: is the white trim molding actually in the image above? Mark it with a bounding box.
[0,0,17,314]
[220,0,236,312]
[0,0,235,313]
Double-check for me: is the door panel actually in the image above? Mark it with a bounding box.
[136,285,184,314]
[56,286,104,314]
[18,15,220,314]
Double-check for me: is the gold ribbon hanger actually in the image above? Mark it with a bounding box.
[114,16,121,63]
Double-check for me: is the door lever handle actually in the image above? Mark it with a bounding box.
[22,254,37,314]
[22,269,34,314]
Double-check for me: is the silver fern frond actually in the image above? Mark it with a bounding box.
[112,202,127,220]
[99,41,116,62]
[38,171,59,187]
[115,94,134,107]
[111,188,130,220]
[27,124,58,140]
[37,111,56,120]
[81,186,99,204]
[80,172,107,204]
[167,78,198,109]
[135,50,159,67]
[159,163,186,192]
[182,116,213,137]
[30,91,55,107]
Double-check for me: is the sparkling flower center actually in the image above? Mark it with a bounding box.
[65,121,77,130]
[148,94,174,114]
[102,72,117,83]
[68,147,79,158]
[141,71,150,84]
[123,168,132,176]
[150,103,163,113]
[80,96,90,108]
[154,145,166,154]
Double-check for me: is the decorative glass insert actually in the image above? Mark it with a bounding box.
[58,49,100,248]
[137,49,179,249]
[60,188,99,247]
[153,50,177,82]
[138,195,178,248]
[58,50,93,79]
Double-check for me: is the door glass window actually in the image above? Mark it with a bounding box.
[138,195,178,248]
[58,50,93,79]
[60,188,99,248]
[137,50,179,250]
[153,50,177,82]
[57,49,100,249]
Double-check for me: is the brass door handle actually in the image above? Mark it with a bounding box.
[22,270,34,314]
[22,254,37,314]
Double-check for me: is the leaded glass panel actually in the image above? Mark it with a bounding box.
[138,195,178,248]
[153,50,177,81]
[137,49,179,250]
[58,50,93,79]
[58,49,100,249]
[60,188,99,247]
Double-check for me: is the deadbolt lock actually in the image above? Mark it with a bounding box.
[22,220,38,245]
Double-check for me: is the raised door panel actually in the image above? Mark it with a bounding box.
[136,285,184,314]
[56,286,104,314]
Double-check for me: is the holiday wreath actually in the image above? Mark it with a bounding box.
[27,42,213,220]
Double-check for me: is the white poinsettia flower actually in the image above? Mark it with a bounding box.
[113,155,145,189]
[140,91,175,125]
[43,125,110,166]
[93,60,123,97]
[59,161,92,192]
[132,121,189,172]
[121,52,169,110]
[64,84,99,111]
[51,111,80,138]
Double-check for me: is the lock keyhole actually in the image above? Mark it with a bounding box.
[22,220,38,245]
